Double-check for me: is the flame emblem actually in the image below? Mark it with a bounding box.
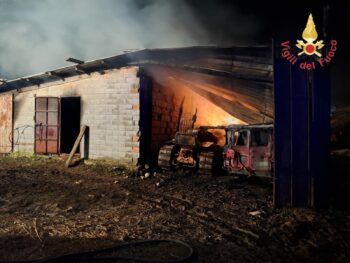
[296,14,324,57]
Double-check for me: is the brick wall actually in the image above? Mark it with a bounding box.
[12,67,140,164]
[151,82,182,158]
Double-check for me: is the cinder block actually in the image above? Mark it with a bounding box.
[119,104,132,110]
[125,77,139,83]
[124,142,132,147]
[119,109,133,115]
[126,127,138,133]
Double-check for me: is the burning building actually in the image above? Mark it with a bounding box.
[0,46,273,165]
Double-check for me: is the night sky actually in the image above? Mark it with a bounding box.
[185,0,349,107]
[1,0,348,106]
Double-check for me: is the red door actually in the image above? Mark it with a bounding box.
[35,97,59,154]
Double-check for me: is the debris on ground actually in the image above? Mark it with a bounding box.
[0,155,349,262]
[249,211,262,217]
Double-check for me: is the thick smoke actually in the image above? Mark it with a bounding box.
[0,0,262,79]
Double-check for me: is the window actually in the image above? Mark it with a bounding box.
[234,130,248,146]
[251,129,269,146]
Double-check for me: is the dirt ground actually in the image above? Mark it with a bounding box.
[0,155,350,262]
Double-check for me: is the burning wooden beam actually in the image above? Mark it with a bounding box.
[130,60,272,83]
[188,83,270,124]
[159,67,273,124]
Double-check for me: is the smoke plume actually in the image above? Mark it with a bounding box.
[0,0,262,79]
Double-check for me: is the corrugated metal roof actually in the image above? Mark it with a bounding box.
[0,46,273,94]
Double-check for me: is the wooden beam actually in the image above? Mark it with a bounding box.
[46,71,65,81]
[97,60,109,74]
[65,125,88,168]
[100,60,109,66]
[129,60,273,83]
[66,57,84,64]
[0,80,16,90]
[20,78,40,86]
[74,66,89,75]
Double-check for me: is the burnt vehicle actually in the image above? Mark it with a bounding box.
[223,124,273,178]
[158,118,224,175]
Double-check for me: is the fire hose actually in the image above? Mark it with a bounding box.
[0,239,193,263]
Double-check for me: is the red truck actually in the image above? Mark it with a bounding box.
[223,124,274,178]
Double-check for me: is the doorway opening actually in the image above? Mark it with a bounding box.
[60,97,81,154]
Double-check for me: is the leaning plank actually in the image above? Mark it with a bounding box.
[65,125,88,168]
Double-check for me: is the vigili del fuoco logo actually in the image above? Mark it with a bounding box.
[281,13,337,70]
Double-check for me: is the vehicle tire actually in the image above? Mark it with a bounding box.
[198,152,215,175]
[158,145,176,171]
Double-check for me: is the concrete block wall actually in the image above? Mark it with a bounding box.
[151,82,181,157]
[12,66,140,164]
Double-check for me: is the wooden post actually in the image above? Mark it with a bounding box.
[65,125,88,168]
[83,126,90,160]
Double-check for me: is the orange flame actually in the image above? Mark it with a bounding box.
[150,66,247,127]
